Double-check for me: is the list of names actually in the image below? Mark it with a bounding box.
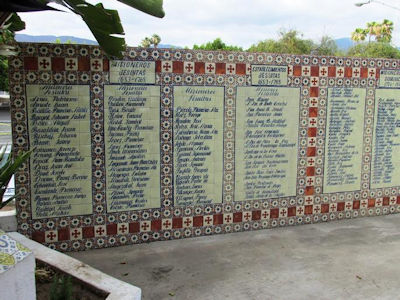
[235,87,300,200]
[323,88,366,193]
[27,85,92,219]
[104,85,160,211]
[371,89,400,188]
[173,86,224,206]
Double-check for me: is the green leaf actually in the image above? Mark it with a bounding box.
[6,13,25,32]
[117,0,165,18]
[63,0,126,57]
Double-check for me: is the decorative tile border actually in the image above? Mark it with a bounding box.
[9,43,400,251]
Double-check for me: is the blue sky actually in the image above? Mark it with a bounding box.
[18,0,400,48]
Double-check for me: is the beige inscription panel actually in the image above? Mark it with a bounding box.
[109,61,155,84]
[104,85,160,212]
[251,65,288,86]
[371,89,400,188]
[379,70,400,88]
[27,85,92,219]
[235,87,300,200]
[173,86,224,206]
[323,88,366,193]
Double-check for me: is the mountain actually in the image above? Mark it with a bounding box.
[15,34,97,45]
[334,38,354,51]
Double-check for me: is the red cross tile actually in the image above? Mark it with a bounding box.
[118,223,129,234]
[184,61,194,74]
[313,205,321,214]
[306,176,315,186]
[307,157,315,166]
[310,77,319,86]
[242,211,252,222]
[390,197,397,205]
[223,213,233,224]
[309,118,317,128]
[226,63,236,74]
[309,97,318,107]
[368,68,376,78]
[70,228,82,240]
[94,225,106,237]
[360,199,368,208]
[352,67,360,78]
[183,217,193,228]
[345,201,353,211]
[203,215,213,226]
[45,230,58,243]
[90,58,103,71]
[38,57,51,71]
[162,218,173,230]
[319,67,328,77]
[279,208,288,217]
[161,61,172,73]
[308,137,316,146]
[336,67,345,78]
[329,203,337,212]
[375,198,383,207]
[205,63,216,74]
[140,221,151,232]
[302,66,310,76]
[65,58,78,71]
[305,196,314,205]
[296,206,305,216]
[261,209,270,219]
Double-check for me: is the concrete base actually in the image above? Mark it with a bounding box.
[69,214,400,300]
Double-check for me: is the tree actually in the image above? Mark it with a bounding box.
[313,35,339,56]
[351,28,367,43]
[248,30,314,54]
[141,34,161,48]
[351,20,394,43]
[0,0,165,58]
[193,38,243,51]
[347,42,400,59]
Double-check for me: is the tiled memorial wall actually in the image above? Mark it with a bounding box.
[9,42,400,251]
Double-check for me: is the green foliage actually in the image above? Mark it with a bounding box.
[141,34,161,48]
[50,274,73,300]
[193,38,243,51]
[347,42,400,59]
[313,36,339,56]
[248,30,314,54]
[0,1,165,58]
[0,56,8,91]
[351,19,394,43]
[0,146,32,209]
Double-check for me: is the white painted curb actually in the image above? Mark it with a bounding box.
[8,232,141,300]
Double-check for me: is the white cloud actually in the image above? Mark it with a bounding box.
[18,0,400,48]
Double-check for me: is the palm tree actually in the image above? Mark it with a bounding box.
[141,37,152,48]
[366,21,379,42]
[351,28,367,42]
[151,34,161,48]
[378,19,394,42]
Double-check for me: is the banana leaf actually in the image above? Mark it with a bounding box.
[0,147,32,209]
